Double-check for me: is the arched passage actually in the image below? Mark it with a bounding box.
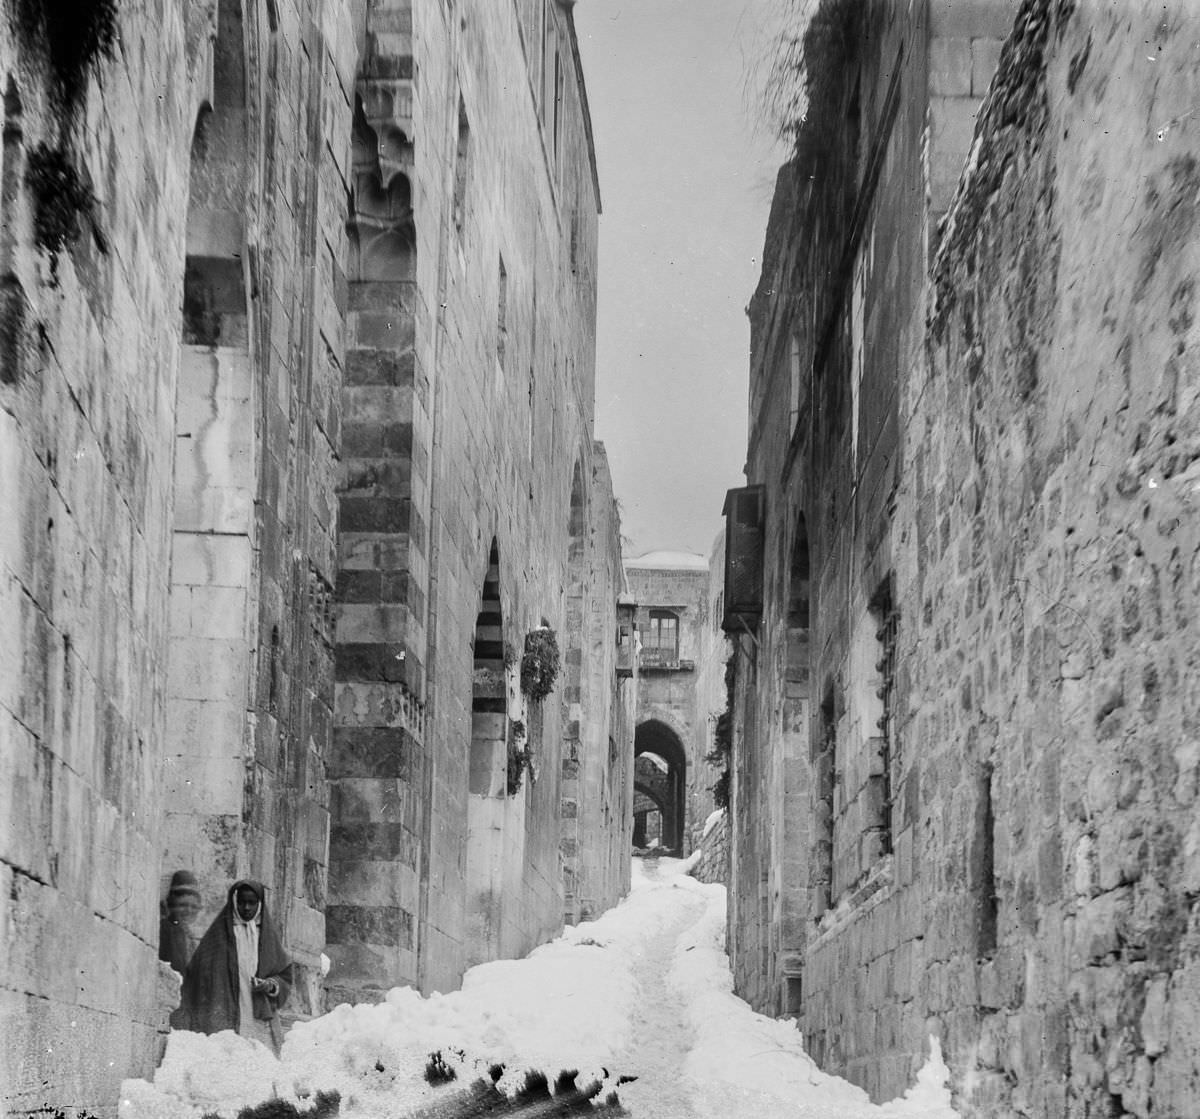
[633,720,687,854]
[632,779,668,848]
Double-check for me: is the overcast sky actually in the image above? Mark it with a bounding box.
[575,0,789,558]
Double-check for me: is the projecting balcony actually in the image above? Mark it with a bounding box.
[638,647,694,673]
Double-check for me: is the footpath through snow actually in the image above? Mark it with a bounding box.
[120,858,960,1119]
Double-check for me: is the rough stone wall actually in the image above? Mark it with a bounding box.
[693,531,731,851]
[690,534,729,877]
[912,3,1200,1114]
[732,0,1014,1093]
[738,0,1200,1113]
[734,0,936,1035]
[693,810,730,887]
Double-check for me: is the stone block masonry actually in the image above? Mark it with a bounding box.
[735,0,1200,1114]
[1,0,631,1112]
[157,0,354,1026]
[355,0,633,998]
[917,3,1200,1113]
[694,810,729,887]
[0,0,198,1109]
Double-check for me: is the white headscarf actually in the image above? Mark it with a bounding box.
[233,894,261,1028]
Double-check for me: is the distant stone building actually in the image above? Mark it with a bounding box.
[726,0,1200,1115]
[625,549,727,856]
[0,1,631,1113]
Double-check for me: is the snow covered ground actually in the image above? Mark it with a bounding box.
[120,858,959,1119]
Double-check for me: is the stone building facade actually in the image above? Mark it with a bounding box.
[728,0,1200,1114]
[625,550,727,856]
[0,1,631,1114]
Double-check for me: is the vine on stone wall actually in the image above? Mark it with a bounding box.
[10,0,118,273]
[706,654,737,810]
[762,0,859,155]
[25,144,98,269]
[12,0,119,112]
[520,626,560,702]
[507,718,532,795]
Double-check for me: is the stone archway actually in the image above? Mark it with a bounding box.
[633,720,687,854]
[632,781,668,848]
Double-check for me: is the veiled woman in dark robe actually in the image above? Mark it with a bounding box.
[179,880,294,1053]
[159,870,201,976]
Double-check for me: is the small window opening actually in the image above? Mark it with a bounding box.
[789,336,802,434]
[869,576,898,855]
[552,50,564,161]
[497,254,508,366]
[974,762,998,957]
[453,97,470,237]
[815,685,837,914]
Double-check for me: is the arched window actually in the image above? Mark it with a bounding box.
[181,0,250,347]
[469,540,506,796]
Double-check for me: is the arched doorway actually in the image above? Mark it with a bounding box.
[633,720,687,854]
[632,781,668,849]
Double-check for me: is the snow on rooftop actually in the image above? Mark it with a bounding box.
[626,549,709,571]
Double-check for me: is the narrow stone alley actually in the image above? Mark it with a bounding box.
[121,859,957,1118]
[612,860,707,1119]
[7,2,1200,1117]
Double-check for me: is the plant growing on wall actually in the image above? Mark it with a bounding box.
[762,0,859,154]
[711,769,730,811]
[706,654,736,810]
[520,626,560,702]
[10,0,119,275]
[25,144,98,269]
[506,718,533,795]
[13,0,120,111]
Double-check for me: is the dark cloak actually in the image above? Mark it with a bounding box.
[159,916,193,975]
[179,879,294,1035]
